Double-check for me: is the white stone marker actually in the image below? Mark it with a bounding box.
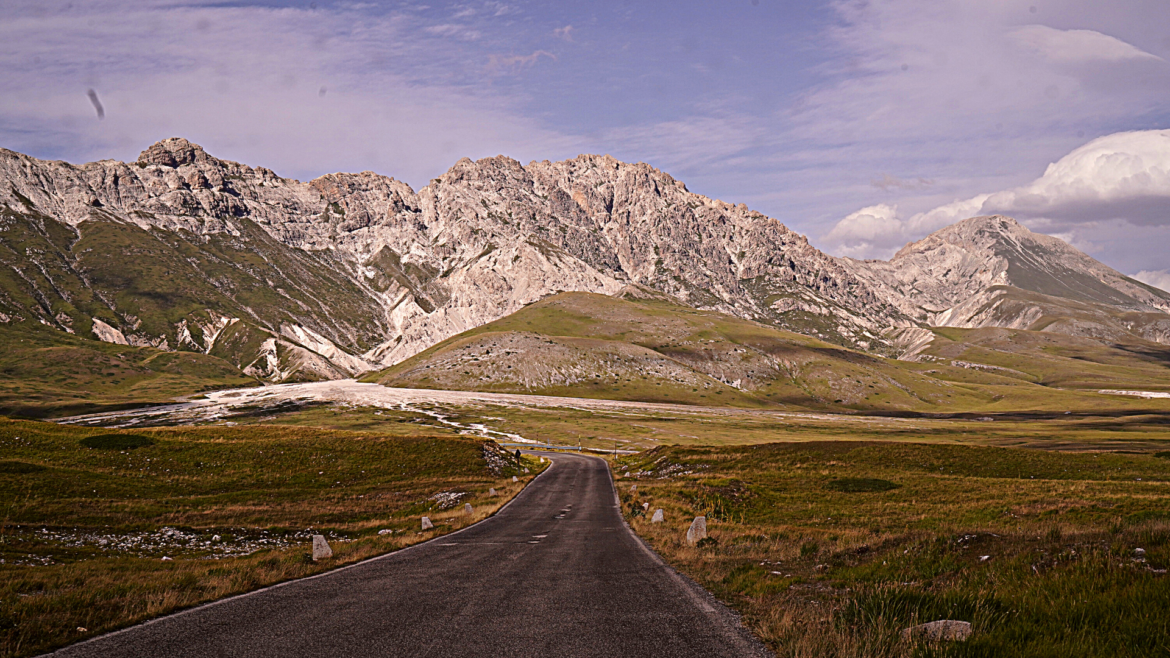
[464,503,474,515]
[513,476,519,483]
[421,516,434,531]
[651,509,665,523]
[643,502,650,510]
[311,535,333,561]
[686,516,707,546]
[901,620,972,643]
[489,488,497,496]
[630,485,637,493]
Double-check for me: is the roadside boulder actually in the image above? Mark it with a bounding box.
[686,516,707,546]
[651,509,664,523]
[421,516,434,531]
[311,535,333,561]
[902,620,972,643]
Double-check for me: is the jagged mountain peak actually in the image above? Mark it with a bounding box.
[840,213,1170,345]
[137,137,217,168]
[892,214,1026,260]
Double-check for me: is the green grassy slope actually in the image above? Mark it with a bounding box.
[364,292,1170,414]
[0,324,256,418]
[0,203,384,380]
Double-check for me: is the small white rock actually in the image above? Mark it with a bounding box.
[421,516,434,530]
[211,534,221,542]
[311,535,333,561]
[160,556,173,561]
[630,485,637,493]
[642,502,650,510]
[378,529,393,535]
[686,516,707,546]
[902,620,972,643]
[489,488,497,496]
[523,468,530,473]
[651,509,664,523]
[978,555,991,562]
[513,476,519,483]
[464,503,474,515]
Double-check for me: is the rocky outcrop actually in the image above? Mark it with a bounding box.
[0,139,911,379]
[840,216,1170,346]
[4,140,1168,381]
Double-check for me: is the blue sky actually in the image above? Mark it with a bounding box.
[3,0,1170,286]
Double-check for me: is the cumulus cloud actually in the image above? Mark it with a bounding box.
[1135,270,1170,293]
[824,129,1170,259]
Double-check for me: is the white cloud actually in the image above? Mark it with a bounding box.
[1135,270,1170,292]
[0,3,582,187]
[1012,25,1163,64]
[823,204,903,259]
[824,129,1170,259]
[424,24,482,41]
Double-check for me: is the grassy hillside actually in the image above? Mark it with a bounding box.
[0,418,539,656]
[0,204,382,381]
[364,292,1170,414]
[918,325,1170,392]
[617,442,1170,657]
[0,324,255,418]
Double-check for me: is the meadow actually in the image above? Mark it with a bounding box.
[616,442,1170,657]
[0,417,539,657]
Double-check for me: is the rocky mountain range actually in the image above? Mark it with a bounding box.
[2,138,1168,384]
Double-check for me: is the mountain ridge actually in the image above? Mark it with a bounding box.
[2,138,1167,391]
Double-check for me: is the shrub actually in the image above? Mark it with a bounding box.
[826,478,900,493]
[80,434,156,450]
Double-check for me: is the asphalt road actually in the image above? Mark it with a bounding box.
[52,452,770,657]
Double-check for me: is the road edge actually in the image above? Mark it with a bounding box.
[594,453,774,657]
[42,461,557,657]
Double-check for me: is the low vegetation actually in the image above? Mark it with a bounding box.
[616,442,1170,657]
[0,324,255,419]
[0,417,541,657]
[365,291,1170,416]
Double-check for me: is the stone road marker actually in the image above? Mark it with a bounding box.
[421,516,434,530]
[901,620,972,643]
[489,487,497,496]
[630,485,637,493]
[651,509,664,523]
[311,535,333,561]
[464,503,474,515]
[685,517,707,546]
[513,476,519,483]
[642,502,650,510]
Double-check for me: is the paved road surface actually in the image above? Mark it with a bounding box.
[52,452,770,657]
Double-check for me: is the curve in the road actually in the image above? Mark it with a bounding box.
[49,453,771,658]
